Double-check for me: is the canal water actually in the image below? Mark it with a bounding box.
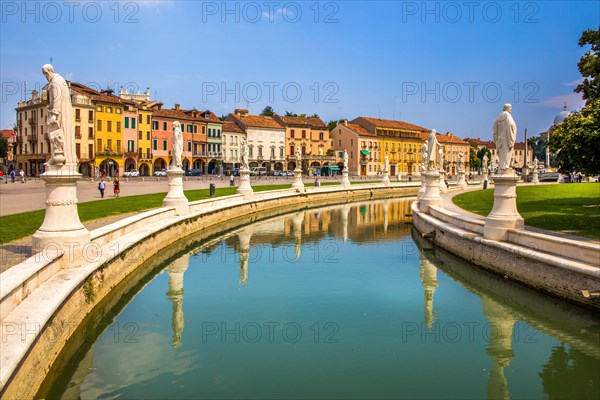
[37,199,600,399]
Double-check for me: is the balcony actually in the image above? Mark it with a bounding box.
[28,117,38,126]
[96,147,123,156]
[27,134,38,142]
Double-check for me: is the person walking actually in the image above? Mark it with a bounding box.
[229,173,235,187]
[98,178,106,198]
[113,177,120,198]
[10,169,15,183]
[19,169,25,183]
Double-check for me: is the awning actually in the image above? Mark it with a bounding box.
[329,166,340,171]
[360,150,370,155]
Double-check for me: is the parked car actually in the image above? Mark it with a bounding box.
[153,169,167,177]
[186,168,202,176]
[286,170,294,176]
[250,167,267,176]
[124,169,140,177]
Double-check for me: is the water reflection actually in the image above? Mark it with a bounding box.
[38,198,599,399]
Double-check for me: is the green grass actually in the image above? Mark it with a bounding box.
[453,183,600,239]
[0,184,290,245]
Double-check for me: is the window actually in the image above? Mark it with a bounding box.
[280,134,284,142]
[194,125,198,134]
[271,147,275,157]
[163,140,167,150]
[258,147,263,157]
[132,118,136,129]
[97,139,102,150]
[75,109,81,121]
[350,139,353,146]
[152,121,158,130]
[97,120,102,131]
[138,131,142,140]
[188,125,193,133]
[249,134,253,141]
[116,122,121,133]
[153,140,157,150]
[146,115,150,125]
[97,106,102,112]
[75,126,81,138]
[76,143,81,158]
[208,128,212,137]
[138,114,142,123]
[202,126,206,134]
[258,135,263,142]
[107,139,112,150]
[188,142,191,151]
[338,140,341,147]
[89,110,93,121]
[280,147,284,157]
[302,146,306,155]
[88,127,94,139]
[89,144,93,158]
[290,129,295,138]
[125,118,129,129]
[107,107,112,113]
[116,108,121,114]
[351,151,353,159]
[271,134,275,143]
[249,147,253,157]
[302,130,306,139]
[146,131,150,140]
[107,121,112,132]
[128,140,134,152]
[319,132,324,140]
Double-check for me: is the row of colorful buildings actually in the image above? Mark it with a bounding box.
[10,81,532,177]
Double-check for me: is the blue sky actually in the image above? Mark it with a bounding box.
[1,0,598,140]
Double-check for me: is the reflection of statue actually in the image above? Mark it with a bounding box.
[427,129,440,168]
[343,149,348,170]
[240,136,248,169]
[493,104,517,171]
[166,254,190,348]
[42,64,76,168]
[171,121,183,169]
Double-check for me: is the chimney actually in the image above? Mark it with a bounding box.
[174,103,180,111]
[343,119,348,126]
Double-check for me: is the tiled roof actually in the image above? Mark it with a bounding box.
[70,82,102,97]
[153,108,196,121]
[438,133,469,145]
[222,121,243,133]
[230,113,284,129]
[346,123,378,137]
[514,142,532,150]
[1,129,15,140]
[279,115,326,128]
[355,116,428,132]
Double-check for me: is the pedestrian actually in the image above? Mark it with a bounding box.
[113,177,120,197]
[98,178,106,198]
[19,169,25,183]
[10,169,15,183]
[230,173,235,187]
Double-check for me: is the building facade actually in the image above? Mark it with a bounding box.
[330,121,380,176]
[222,121,244,171]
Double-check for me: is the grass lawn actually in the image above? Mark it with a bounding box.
[0,184,291,245]
[452,183,600,240]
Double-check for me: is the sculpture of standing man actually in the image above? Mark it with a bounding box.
[493,103,517,172]
[171,121,183,169]
[482,153,489,173]
[427,129,440,169]
[240,136,249,169]
[421,143,428,171]
[343,149,349,170]
[42,64,77,169]
[295,147,302,168]
[384,152,389,172]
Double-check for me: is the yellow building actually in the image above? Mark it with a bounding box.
[70,83,97,177]
[93,90,131,177]
[351,117,429,176]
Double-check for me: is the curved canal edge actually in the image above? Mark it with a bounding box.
[0,183,417,399]
[411,201,600,311]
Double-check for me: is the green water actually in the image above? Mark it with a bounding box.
[38,199,600,399]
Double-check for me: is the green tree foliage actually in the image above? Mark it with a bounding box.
[527,135,549,164]
[476,147,492,168]
[0,136,8,159]
[575,28,600,101]
[549,99,600,175]
[260,106,275,116]
[327,119,346,131]
[469,148,480,170]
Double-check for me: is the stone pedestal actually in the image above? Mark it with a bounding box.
[381,169,390,187]
[163,168,189,215]
[484,174,524,241]
[419,171,444,213]
[438,170,448,193]
[292,168,305,192]
[341,169,351,189]
[531,169,539,184]
[237,168,253,197]
[32,169,90,265]
[416,172,426,201]
[456,170,468,189]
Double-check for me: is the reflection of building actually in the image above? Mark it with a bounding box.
[481,296,515,400]
[166,253,190,348]
[419,254,439,329]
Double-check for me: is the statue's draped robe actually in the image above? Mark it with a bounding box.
[47,74,77,169]
[493,111,516,170]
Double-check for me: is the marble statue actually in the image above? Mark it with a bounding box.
[427,129,440,168]
[42,64,77,168]
[458,152,464,170]
[438,147,444,170]
[240,136,248,169]
[493,103,517,171]
[384,152,389,171]
[343,149,349,170]
[482,153,489,173]
[296,147,302,167]
[171,121,183,169]
[421,143,428,170]
[533,157,538,170]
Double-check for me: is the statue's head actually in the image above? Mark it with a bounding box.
[503,103,512,112]
[42,64,55,81]
[173,121,181,130]
[430,129,436,135]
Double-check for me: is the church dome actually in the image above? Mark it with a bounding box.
[553,104,571,124]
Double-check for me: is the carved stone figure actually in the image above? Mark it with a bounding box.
[458,152,464,170]
[421,143,428,171]
[384,152,389,171]
[438,147,444,171]
[240,136,249,169]
[493,104,517,172]
[42,64,76,168]
[296,147,302,168]
[343,149,348,170]
[427,129,440,168]
[171,121,183,169]
[482,153,489,172]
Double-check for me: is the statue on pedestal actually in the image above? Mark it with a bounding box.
[458,152,464,171]
[343,149,348,170]
[240,136,249,169]
[42,64,77,169]
[384,152,389,172]
[427,129,440,169]
[295,147,302,169]
[421,143,428,171]
[493,104,517,172]
[482,153,489,174]
[171,121,183,169]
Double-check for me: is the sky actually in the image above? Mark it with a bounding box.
[1,0,598,141]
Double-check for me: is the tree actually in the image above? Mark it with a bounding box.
[575,28,600,101]
[477,147,492,168]
[308,113,319,118]
[549,99,600,175]
[469,148,480,170]
[0,136,8,159]
[261,106,275,116]
[327,119,346,131]
[285,111,296,117]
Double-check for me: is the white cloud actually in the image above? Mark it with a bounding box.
[562,78,583,87]
[538,91,584,110]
